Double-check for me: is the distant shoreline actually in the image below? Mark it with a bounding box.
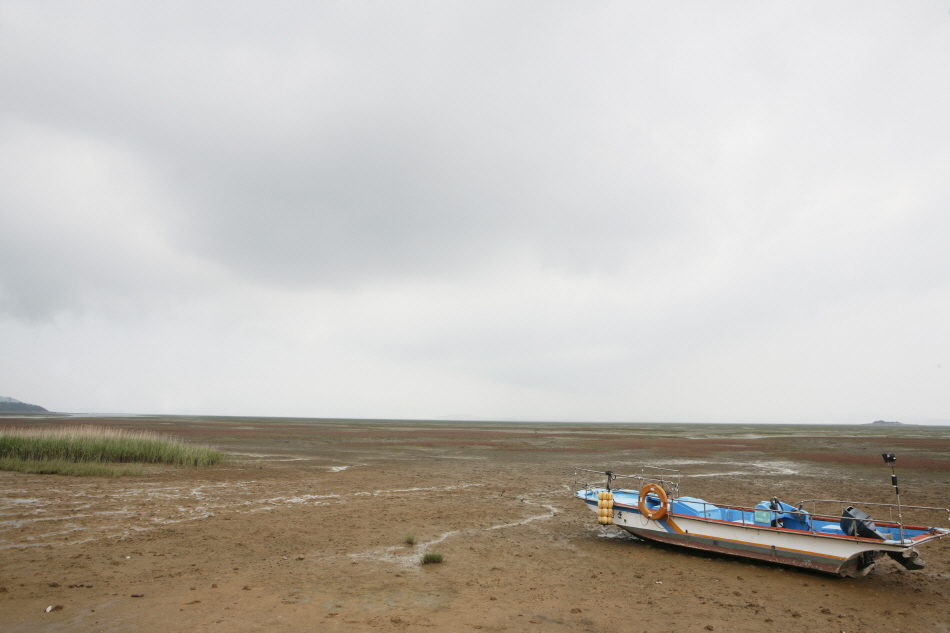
[0,405,950,428]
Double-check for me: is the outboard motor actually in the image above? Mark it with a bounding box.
[841,506,888,540]
[841,506,926,570]
[888,548,925,570]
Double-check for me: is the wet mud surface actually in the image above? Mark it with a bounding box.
[1,416,949,632]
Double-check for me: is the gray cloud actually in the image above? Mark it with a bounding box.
[1,2,948,421]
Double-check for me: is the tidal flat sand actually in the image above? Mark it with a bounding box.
[1,416,949,632]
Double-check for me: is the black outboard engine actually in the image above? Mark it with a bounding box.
[841,506,925,570]
[889,548,925,570]
[841,506,888,540]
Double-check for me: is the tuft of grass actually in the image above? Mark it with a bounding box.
[421,552,443,565]
[404,535,415,546]
[0,425,223,468]
[0,458,144,477]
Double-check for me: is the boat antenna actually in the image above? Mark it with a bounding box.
[882,453,905,542]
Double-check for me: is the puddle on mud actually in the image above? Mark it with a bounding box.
[607,458,821,478]
[485,504,557,531]
[229,453,313,462]
[428,455,487,460]
[596,529,638,540]
[6,498,43,505]
[348,529,467,569]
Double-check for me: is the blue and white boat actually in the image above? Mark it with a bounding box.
[574,460,949,577]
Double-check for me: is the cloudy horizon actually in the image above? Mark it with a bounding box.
[2,2,948,424]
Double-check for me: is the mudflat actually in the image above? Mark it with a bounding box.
[1,416,949,632]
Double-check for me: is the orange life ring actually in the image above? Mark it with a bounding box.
[638,483,668,520]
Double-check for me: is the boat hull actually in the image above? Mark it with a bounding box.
[618,523,874,576]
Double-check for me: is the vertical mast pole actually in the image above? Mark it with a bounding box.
[882,454,904,542]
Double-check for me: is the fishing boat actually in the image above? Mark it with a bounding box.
[574,455,949,577]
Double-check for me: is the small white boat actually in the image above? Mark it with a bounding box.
[574,458,949,577]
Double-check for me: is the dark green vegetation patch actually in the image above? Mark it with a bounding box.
[0,425,222,474]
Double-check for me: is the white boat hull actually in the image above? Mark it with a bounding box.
[578,491,946,577]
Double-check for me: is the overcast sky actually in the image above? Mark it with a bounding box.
[1,2,948,423]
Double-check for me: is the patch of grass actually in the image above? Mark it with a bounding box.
[0,458,144,477]
[404,535,415,546]
[0,425,223,468]
[421,552,443,565]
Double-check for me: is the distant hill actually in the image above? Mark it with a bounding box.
[0,396,48,413]
[869,420,903,425]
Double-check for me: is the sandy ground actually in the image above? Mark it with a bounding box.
[1,417,949,632]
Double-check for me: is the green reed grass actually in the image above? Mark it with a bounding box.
[404,535,416,546]
[0,425,223,467]
[0,458,144,477]
[421,552,443,564]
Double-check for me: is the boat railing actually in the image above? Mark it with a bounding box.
[640,466,681,495]
[573,467,612,493]
[573,467,680,498]
[658,497,949,544]
[797,499,950,541]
